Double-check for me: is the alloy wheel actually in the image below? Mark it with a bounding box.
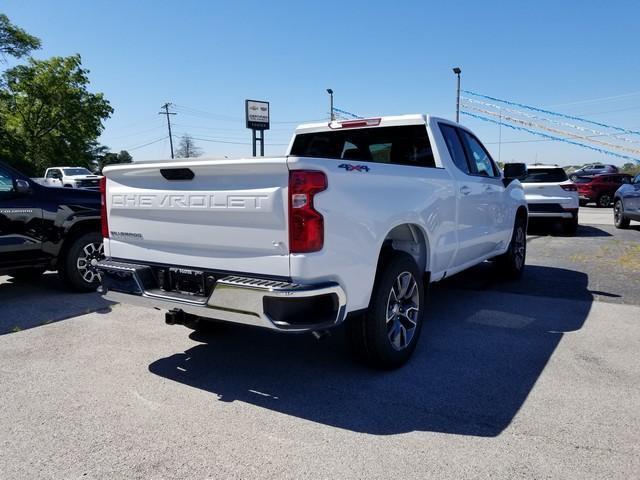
[614,201,623,223]
[513,225,526,270]
[386,271,420,351]
[599,195,611,207]
[76,242,104,284]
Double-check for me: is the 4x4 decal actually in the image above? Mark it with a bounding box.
[338,163,370,172]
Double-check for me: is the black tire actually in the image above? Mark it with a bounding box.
[579,199,588,207]
[347,252,425,369]
[597,194,612,208]
[562,214,579,236]
[495,215,527,279]
[614,200,630,229]
[58,231,104,292]
[9,267,46,281]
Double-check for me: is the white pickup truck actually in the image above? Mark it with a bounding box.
[97,114,528,368]
[44,166,102,190]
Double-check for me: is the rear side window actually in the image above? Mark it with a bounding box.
[521,168,568,183]
[439,124,470,174]
[290,125,436,168]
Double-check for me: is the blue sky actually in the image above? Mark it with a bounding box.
[3,0,640,165]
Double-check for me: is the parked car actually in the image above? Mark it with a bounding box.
[44,166,102,190]
[575,174,633,207]
[569,164,618,181]
[96,114,528,368]
[0,161,103,291]
[613,173,640,228]
[520,165,579,234]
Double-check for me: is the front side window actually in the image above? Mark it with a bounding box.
[460,131,499,177]
[290,125,436,168]
[439,124,470,174]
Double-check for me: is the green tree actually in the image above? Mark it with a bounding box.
[621,162,640,176]
[0,54,113,175]
[98,150,133,172]
[175,133,203,158]
[0,13,41,62]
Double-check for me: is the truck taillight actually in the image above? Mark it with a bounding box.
[289,170,327,253]
[100,176,109,238]
[561,183,577,192]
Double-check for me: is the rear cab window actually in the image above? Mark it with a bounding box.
[290,125,436,168]
[521,168,568,183]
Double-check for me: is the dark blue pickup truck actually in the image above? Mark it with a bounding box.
[0,161,103,291]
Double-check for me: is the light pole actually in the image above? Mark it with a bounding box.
[452,67,461,123]
[327,88,334,121]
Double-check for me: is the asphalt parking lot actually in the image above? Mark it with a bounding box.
[1,206,639,479]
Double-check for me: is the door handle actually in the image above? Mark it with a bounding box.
[460,185,471,196]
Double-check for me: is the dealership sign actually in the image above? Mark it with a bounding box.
[245,100,270,130]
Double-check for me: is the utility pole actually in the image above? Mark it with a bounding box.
[452,67,462,123]
[159,102,177,158]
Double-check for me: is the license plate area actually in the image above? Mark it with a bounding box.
[164,268,215,297]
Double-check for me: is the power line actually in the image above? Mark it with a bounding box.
[125,136,169,151]
[547,90,640,108]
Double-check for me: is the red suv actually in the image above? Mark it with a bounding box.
[575,174,633,207]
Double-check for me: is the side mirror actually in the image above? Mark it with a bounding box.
[503,163,527,186]
[14,178,32,195]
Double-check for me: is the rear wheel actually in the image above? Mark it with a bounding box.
[347,252,425,369]
[59,232,104,292]
[579,199,588,207]
[597,194,612,208]
[614,200,630,229]
[496,215,527,279]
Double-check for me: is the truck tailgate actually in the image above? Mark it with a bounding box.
[103,158,290,277]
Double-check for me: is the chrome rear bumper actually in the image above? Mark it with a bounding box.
[97,260,347,332]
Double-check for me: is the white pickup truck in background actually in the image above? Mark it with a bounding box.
[97,114,528,368]
[44,166,102,190]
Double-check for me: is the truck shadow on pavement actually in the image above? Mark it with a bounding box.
[149,264,592,437]
[0,272,113,335]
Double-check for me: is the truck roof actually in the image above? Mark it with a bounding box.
[295,114,443,134]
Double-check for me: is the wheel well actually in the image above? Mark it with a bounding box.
[58,220,100,264]
[377,224,429,275]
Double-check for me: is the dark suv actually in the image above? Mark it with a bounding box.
[575,174,633,207]
[569,164,619,181]
[0,161,103,291]
[613,174,640,228]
